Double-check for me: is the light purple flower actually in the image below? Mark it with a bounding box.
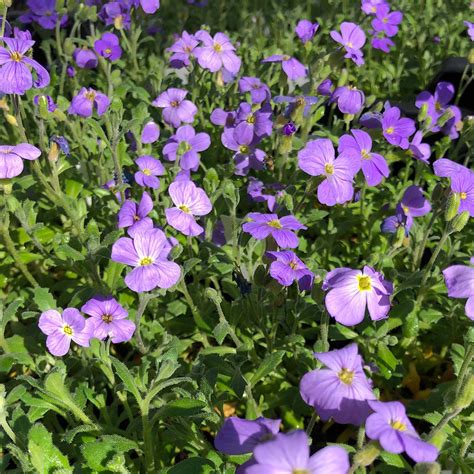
[94,32,122,61]
[366,401,438,463]
[381,106,415,149]
[118,192,154,237]
[465,21,474,41]
[68,88,110,117]
[300,343,376,425]
[242,430,349,474]
[408,131,431,163]
[82,296,135,343]
[361,0,388,15]
[242,213,306,249]
[331,86,365,115]
[73,48,98,69]
[215,417,281,455]
[266,251,314,291]
[167,31,198,68]
[262,54,307,81]
[433,158,467,179]
[372,5,403,37]
[0,38,50,94]
[298,138,358,206]
[295,20,319,44]
[0,143,41,179]
[139,0,160,14]
[163,125,211,170]
[338,129,388,186]
[141,121,160,144]
[415,82,455,131]
[38,308,90,357]
[111,228,181,293]
[317,78,334,96]
[165,180,212,236]
[194,30,241,74]
[323,266,393,325]
[330,22,366,66]
[134,155,165,189]
[452,170,474,217]
[99,2,131,30]
[152,88,197,128]
[371,34,395,53]
[443,259,474,320]
[239,76,271,104]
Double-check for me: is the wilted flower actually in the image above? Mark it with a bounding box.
[73,48,98,69]
[0,143,41,179]
[266,251,314,291]
[152,88,197,128]
[118,192,154,237]
[330,22,366,66]
[134,155,165,189]
[247,178,284,212]
[295,19,319,44]
[68,88,110,117]
[443,258,474,320]
[331,86,365,115]
[262,54,307,81]
[94,32,122,61]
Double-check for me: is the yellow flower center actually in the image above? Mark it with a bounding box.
[293,470,310,474]
[170,100,179,107]
[247,114,256,124]
[179,204,191,213]
[85,91,96,101]
[10,52,22,62]
[105,48,112,55]
[139,257,153,266]
[460,192,467,200]
[324,163,334,175]
[289,261,298,269]
[282,55,291,61]
[357,275,372,292]
[435,101,443,112]
[143,168,152,176]
[114,15,123,30]
[391,420,407,431]
[385,127,394,135]
[346,41,353,48]
[133,214,140,221]
[338,367,355,385]
[402,205,409,214]
[102,314,113,323]
[213,43,223,53]
[361,149,371,160]
[239,145,250,154]
[268,219,282,229]
[296,97,306,107]
[382,17,388,23]
[63,325,74,336]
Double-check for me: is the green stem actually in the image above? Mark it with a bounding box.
[140,398,155,473]
[427,408,461,441]
[0,415,16,444]
[0,6,8,37]
[320,310,330,351]
[455,343,474,398]
[305,412,318,436]
[213,298,242,348]
[412,209,441,270]
[135,293,153,354]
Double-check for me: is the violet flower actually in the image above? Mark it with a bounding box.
[399,185,431,220]
[0,143,41,179]
[19,0,68,30]
[295,20,319,44]
[94,32,122,61]
[167,31,198,68]
[194,30,241,74]
[415,82,455,132]
[331,86,365,115]
[330,22,366,66]
[68,88,110,117]
[370,33,395,53]
[73,48,98,69]
[239,76,271,104]
[141,121,160,144]
[465,21,474,41]
[317,78,334,96]
[381,208,412,236]
[262,54,307,81]
[234,102,273,139]
[361,0,389,15]
[138,0,160,14]
[118,192,154,237]
[247,177,284,212]
[152,88,197,128]
[266,251,314,291]
[372,5,403,37]
[134,155,165,189]
[381,106,415,149]
[443,258,474,320]
[408,131,431,163]
[99,2,131,30]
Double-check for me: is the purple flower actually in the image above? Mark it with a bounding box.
[399,185,431,220]
[433,158,467,179]
[381,106,415,149]
[331,86,365,115]
[167,31,198,68]
[141,121,160,144]
[408,131,431,163]
[242,213,306,249]
[442,105,462,139]
[465,21,474,41]
[99,2,131,30]
[118,192,154,237]
[94,32,122,61]
[19,0,68,30]
[323,266,393,325]
[111,228,181,293]
[338,129,389,186]
[241,430,349,474]
[165,180,212,236]
[215,417,280,455]
[134,155,165,189]
[34,94,57,112]
[366,401,438,463]
[451,170,474,217]
[298,138,358,206]
[163,125,211,171]
[262,54,307,81]
[295,19,319,44]
[317,78,334,96]
[372,5,403,37]
[247,178,284,212]
[38,308,90,357]
[381,208,412,236]
[239,76,271,104]
[194,31,241,74]
[82,296,135,343]
[361,0,388,15]
[273,95,318,119]
[371,34,395,52]
[300,344,376,425]
[266,251,314,291]
[68,88,110,117]
[415,82,455,131]
[0,143,41,179]
[443,259,474,320]
[234,102,273,139]
[0,38,50,95]
[139,0,160,14]
[73,48,98,69]
[330,22,366,66]
[152,88,197,128]
[282,122,297,136]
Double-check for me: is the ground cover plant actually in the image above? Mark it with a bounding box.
[0,0,473,472]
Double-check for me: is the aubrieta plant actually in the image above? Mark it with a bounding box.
[0,0,473,473]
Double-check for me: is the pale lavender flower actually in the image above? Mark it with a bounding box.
[152,88,197,127]
[262,54,307,81]
[0,143,41,179]
[118,192,154,237]
[135,155,165,189]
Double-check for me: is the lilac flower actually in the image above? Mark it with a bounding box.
[0,38,50,95]
[111,228,181,292]
[443,259,474,320]
[381,208,412,236]
[134,155,165,189]
[415,82,455,131]
[73,48,98,69]
[34,94,57,112]
[0,143,41,179]
[234,102,273,139]
[118,192,154,237]
[152,88,197,128]
[372,5,403,37]
[330,22,366,66]
[242,213,306,249]
[465,21,474,41]
[317,78,334,96]
[138,0,160,14]
[163,125,211,171]
[167,31,198,68]
[19,0,68,30]
[50,136,70,156]
[266,251,314,291]
[141,121,160,144]
[371,34,395,52]
[300,344,376,425]
[433,158,468,179]
[194,31,241,74]
[295,20,319,44]
[338,129,388,186]
[282,122,297,136]
[323,266,393,325]
[441,105,462,139]
[94,32,122,61]
[247,178,284,212]
[331,86,365,115]
[99,2,131,30]
[408,131,431,163]
[399,185,431,220]
[366,401,438,463]
[239,76,271,104]
[273,95,318,119]
[210,107,236,128]
[381,106,415,149]
[262,54,307,81]
[38,308,90,357]
[165,180,212,236]
[298,138,359,206]
[215,417,281,455]
[82,296,135,343]
[242,430,349,473]
[451,170,474,217]
[68,88,110,117]
[361,0,388,15]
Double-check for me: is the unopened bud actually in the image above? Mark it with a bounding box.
[169,243,183,259]
[393,225,406,248]
[414,462,441,474]
[353,442,381,467]
[445,192,461,221]
[205,288,222,305]
[215,71,224,88]
[431,183,445,204]
[453,374,474,410]
[5,113,17,126]
[113,14,124,29]
[0,180,13,195]
[48,142,60,163]
[418,103,429,122]
[37,95,50,120]
[279,135,293,154]
[450,211,470,232]
[437,109,453,127]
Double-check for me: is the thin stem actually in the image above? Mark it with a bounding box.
[428,408,461,441]
[0,416,16,444]
[140,398,155,473]
[412,209,441,270]
[305,412,318,437]
[213,298,242,348]
[455,343,474,398]
[0,6,8,38]
[135,293,153,354]
[320,310,330,352]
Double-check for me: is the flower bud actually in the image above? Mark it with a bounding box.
[353,442,381,467]
[431,183,446,204]
[418,103,429,122]
[445,192,461,222]
[114,14,124,30]
[437,109,453,127]
[414,462,441,474]
[279,135,293,154]
[453,374,474,410]
[0,180,13,195]
[393,225,406,248]
[48,142,60,163]
[468,48,474,65]
[5,113,17,126]
[450,211,470,232]
[205,287,222,304]
[0,0,13,7]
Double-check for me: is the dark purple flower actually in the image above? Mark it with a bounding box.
[443,259,474,320]
[134,155,165,189]
[331,86,365,114]
[0,143,41,179]
[141,121,160,144]
[282,122,297,136]
[295,19,319,44]
[242,213,306,249]
[94,32,122,61]
[366,401,438,463]
[194,30,241,74]
[118,192,154,237]
[73,48,98,69]
[262,54,307,81]
[266,251,314,291]
[34,94,57,112]
[317,78,334,96]
[152,88,197,128]
[0,38,50,94]
[19,0,68,30]
[399,185,431,219]
[330,22,366,66]
[234,102,273,139]
[247,178,284,212]
[210,107,236,128]
[372,5,403,37]
[99,2,131,30]
[381,106,415,149]
[167,31,198,68]
[68,88,110,117]
[239,76,271,104]
[381,208,412,236]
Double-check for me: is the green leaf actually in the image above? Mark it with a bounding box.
[249,350,285,387]
[33,288,56,312]
[159,398,207,417]
[55,244,85,261]
[1,298,24,330]
[213,321,230,345]
[110,356,142,404]
[168,457,215,473]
